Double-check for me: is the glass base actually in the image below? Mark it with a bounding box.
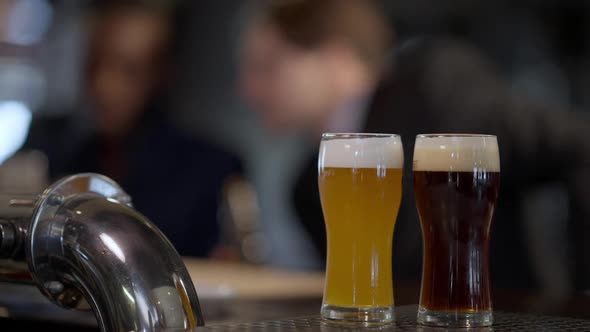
[417,306,493,327]
[321,304,394,325]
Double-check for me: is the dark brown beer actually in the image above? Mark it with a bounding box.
[414,170,499,312]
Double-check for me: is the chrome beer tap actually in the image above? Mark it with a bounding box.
[0,173,204,331]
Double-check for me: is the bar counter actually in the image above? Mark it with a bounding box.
[1,259,590,329]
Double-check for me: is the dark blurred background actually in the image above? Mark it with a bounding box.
[1,0,589,291]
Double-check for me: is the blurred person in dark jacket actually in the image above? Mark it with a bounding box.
[238,0,590,293]
[25,1,242,257]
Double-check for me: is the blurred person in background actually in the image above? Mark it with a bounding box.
[238,0,590,295]
[239,0,390,134]
[24,1,242,257]
[238,0,407,272]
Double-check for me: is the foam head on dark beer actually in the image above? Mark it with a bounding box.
[413,135,500,172]
[320,136,404,168]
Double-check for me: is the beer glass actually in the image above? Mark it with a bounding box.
[413,134,500,327]
[319,133,403,324]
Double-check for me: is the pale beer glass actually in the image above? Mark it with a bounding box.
[319,133,403,324]
[413,134,500,327]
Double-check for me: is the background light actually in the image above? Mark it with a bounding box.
[5,0,53,46]
[0,100,32,165]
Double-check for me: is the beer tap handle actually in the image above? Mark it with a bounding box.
[8,199,37,208]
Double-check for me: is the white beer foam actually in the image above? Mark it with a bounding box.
[320,136,404,168]
[413,135,500,172]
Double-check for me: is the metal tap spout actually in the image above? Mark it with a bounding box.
[0,173,204,331]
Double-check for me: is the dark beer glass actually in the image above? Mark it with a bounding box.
[413,134,500,327]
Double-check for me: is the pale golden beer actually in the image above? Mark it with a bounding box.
[318,133,403,324]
